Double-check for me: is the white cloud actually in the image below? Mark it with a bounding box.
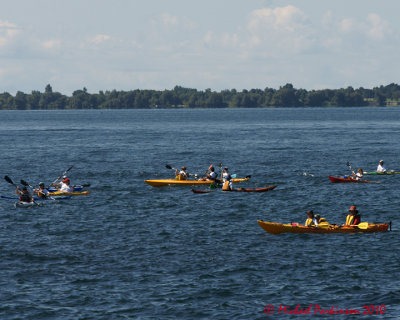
[366,13,390,40]
[42,39,61,49]
[160,13,178,27]
[0,19,20,47]
[91,34,111,44]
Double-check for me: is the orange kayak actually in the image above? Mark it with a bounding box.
[257,220,390,234]
[328,176,374,183]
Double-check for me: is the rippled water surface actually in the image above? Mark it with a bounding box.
[0,108,399,319]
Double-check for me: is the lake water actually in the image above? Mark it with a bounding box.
[0,107,399,319]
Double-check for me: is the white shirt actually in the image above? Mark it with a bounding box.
[179,170,189,178]
[60,182,73,192]
[376,164,386,172]
[209,171,217,179]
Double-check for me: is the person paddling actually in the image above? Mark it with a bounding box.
[199,165,219,182]
[376,160,386,173]
[34,182,50,199]
[15,186,34,203]
[352,168,364,180]
[58,178,73,193]
[175,166,189,180]
[222,167,234,191]
[345,206,361,225]
[305,210,318,227]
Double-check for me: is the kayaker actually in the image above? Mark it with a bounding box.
[222,167,233,191]
[376,160,386,173]
[58,178,73,192]
[15,186,34,203]
[352,168,364,180]
[345,206,361,225]
[34,182,50,199]
[305,210,318,227]
[175,166,189,180]
[199,165,219,182]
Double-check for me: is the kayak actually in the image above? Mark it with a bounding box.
[364,171,400,175]
[145,177,250,187]
[48,190,90,196]
[328,176,374,183]
[191,185,277,194]
[14,201,40,208]
[48,185,84,192]
[257,220,390,234]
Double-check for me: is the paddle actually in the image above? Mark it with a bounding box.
[355,222,369,229]
[165,164,177,171]
[346,161,354,176]
[317,221,330,229]
[4,175,17,187]
[20,179,34,189]
[51,165,74,184]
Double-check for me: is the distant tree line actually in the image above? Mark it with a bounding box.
[1,83,400,110]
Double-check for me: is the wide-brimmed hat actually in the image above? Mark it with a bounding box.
[348,205,358,213]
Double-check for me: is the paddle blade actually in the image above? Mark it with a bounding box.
[4,175,14,185]
[346,161,350,167]
[165,164,172,170]
[66,165,74,172]
[356,222,369,229]
[318,221,330,229]
[20,179,29,186]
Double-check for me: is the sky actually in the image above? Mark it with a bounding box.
[1,0,400,95]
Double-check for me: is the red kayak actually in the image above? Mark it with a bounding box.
[328,176,375,183]
[191,185,277,194]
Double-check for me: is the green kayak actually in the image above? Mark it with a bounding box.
[364,170,400,175]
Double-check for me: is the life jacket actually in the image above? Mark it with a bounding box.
[175,171,187,181]
[37,190,47,199]
[345,214,355,225]
[20,193,32,202]
[305,218,315,226]
[222,180,231,191]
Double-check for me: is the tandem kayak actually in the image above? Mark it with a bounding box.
[328,176,375,183]
[145,176,250,187]
[257,220,390,234]
[364,171,400,175]
[48,190,90,196]
[191,185,277,194]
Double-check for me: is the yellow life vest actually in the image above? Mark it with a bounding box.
[175,174,186,181]
[222,181,231,191]
[345,214,354,225]
[305,218,314,226]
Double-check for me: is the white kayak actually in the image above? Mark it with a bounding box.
[14,201,41,208]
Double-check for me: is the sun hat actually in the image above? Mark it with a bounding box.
[348,205,358,213]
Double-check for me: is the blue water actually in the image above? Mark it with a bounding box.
[0,108,399,319]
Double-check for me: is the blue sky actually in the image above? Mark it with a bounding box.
[1,0,399,94]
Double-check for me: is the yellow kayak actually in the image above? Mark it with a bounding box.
[48,190,90,196]
[257,220,390,234]
[145,177,250,187]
